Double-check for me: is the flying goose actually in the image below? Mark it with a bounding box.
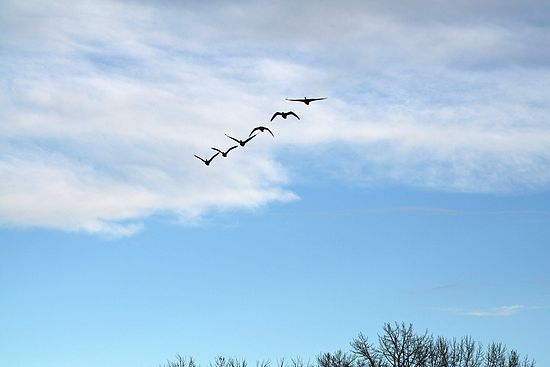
[285,97,327,105]
[249,126,274,137]
[211,145,238,157]
[225,133,258,147]
[270,111,300,121]
[194,151,220,166]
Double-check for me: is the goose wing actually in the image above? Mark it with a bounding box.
[270,112,282,121]
[264,126,274,137]
[211,147,223,154]
[226,145,238,154]
[285,98,305,102]
[208,151,220,161]
[243,133,258,145]
[249,126,261,136]
[225,134,240,144]
[308,97,327,102]
[287,111,300,119]
[194,154,206,163]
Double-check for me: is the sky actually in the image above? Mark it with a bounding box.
[1,0,549,366]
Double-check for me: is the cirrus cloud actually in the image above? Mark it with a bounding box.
[464,305,526,317]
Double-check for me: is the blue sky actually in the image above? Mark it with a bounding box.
[1,1,550,366]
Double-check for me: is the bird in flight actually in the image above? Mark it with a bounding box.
[225,133,258,147]
[249,126,274,137]
[270,111,300,121]
[211,145,238,157]
[285,97,327,105]
[194,151,220,166]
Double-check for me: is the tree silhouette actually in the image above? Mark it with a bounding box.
[160,323,535,367]
[349,323,534,367]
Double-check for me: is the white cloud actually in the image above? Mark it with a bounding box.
[464,305,526,317]
[1,0,550,234]
[436,304,543,317]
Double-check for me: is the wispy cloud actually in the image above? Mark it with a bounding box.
[437,304,546,317]
[463,305,526,317]
[1,0,550,234]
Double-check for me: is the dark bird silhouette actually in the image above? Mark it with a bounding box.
[249,126,274,137]
[194,151,220,166]
[225,133,258,147]
[270,111,300,121]
[285,97,327,105]
[211,145,238,157]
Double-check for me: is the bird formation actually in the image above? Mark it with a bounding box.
[194,97,327,166]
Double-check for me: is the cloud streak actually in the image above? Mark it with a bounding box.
[463,305,526,317]
[1,0,550,234]
[438,304,547,317]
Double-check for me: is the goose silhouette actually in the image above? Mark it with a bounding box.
[194,151,220,166]
[211,145,238,157]
[270,111,300,121]
[285,97,327,105]
[225,133,258,147]
[249,126,274,137]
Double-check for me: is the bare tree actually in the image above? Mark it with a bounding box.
[161,323,536,367]
[486,343,509,367]
[317,350,357,367]
[292,357,315,367]
[351,323,430,367]
[163,356,197,367]
[212,356,228,367]
[519,356,536,367]
[460,336,483,367]
[351,333,384,367]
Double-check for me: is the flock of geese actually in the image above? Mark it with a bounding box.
[194,97,327,166]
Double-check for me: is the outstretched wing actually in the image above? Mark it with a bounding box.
[225,134,240,143]
[226,145,238,154]
[194,154,206,163]
[249,127,261,136]
[211,147,222,153]
[243,133,258,145]
[285,98,305,102]
[208,151,220,161]
[288,111,300,120]
[270,112,282,121]
[264,127,274,137]
[308,97,327,102]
